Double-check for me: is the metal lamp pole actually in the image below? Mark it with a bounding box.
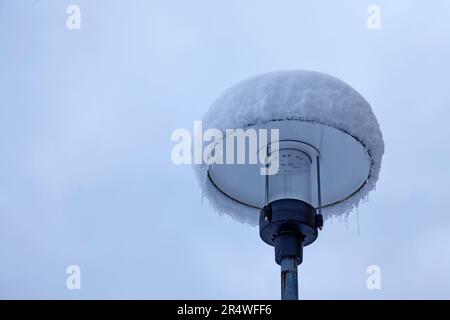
[281,257,298,300]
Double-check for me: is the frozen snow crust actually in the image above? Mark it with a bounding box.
[194,70,384,225]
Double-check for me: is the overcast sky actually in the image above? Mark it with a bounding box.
[1,0,450,299]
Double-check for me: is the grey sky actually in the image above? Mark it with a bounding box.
[1,0,450,299]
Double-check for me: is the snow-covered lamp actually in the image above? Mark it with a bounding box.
[194,70,384,299]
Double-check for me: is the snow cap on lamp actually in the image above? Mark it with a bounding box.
[195,70,384,225]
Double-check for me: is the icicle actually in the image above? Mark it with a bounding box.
[356,206,360,235]
[345,213,349,231]
[201,167,208,207]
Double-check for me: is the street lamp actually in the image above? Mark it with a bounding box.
[194,70,384,299]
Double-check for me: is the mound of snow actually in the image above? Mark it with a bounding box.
[194,70,384,225]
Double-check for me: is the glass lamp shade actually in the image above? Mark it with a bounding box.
[267,148,312,205]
